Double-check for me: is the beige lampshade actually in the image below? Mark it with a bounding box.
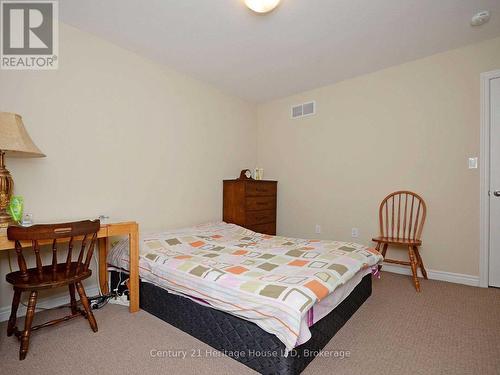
[0,112,45,157]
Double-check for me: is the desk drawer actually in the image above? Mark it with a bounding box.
[247,222,276,236]
[246,209,276,225]
[246,196,276,211]
[245,182,277,197]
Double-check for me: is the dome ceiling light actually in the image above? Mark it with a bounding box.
[244,0,281,14]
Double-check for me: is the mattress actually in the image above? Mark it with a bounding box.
[108,222,382,351]
[110,271,372,375]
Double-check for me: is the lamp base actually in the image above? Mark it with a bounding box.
[0,214,12,228]
[0,151,14,228]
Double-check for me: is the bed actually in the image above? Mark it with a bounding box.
[108,222,383,374]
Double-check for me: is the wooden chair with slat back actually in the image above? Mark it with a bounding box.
[372,191,427,292]
[6,220,100,360]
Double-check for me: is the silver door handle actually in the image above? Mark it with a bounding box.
[494,191,500,197]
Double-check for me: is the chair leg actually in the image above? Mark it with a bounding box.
[75,282,98,333]
[376,243,382,270]
[377,243,388,270]
[7,289,21,337]
[20,290,37,360]
[375,242,388,271]
[408,246,421,292]
[413,246,428,280]
[69,283,78,315]
[381,243,388,258]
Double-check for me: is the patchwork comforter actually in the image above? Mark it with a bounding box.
[108,222,383,351]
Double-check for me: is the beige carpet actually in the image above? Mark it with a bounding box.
[1,272,499,375]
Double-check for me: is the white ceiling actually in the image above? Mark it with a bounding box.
[61,0,500,103]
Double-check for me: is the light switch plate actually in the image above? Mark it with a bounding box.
[468,157,478,169]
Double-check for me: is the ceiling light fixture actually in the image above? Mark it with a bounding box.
[244,0,281,14]
[471,10,490,26]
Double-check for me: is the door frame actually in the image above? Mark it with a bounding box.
[480,69,500,287]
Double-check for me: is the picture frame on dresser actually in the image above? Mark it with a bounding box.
[223,178,277,235]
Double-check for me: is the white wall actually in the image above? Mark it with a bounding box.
[1,25,499,320]
[257,37,500,279]
[0,24,257,314]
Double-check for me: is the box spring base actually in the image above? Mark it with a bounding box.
[110,272,372,375]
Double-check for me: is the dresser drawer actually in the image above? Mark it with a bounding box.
[245,182,277,197]
[246,209,276,225]
[246,196,276,211]
[247,222,276,236]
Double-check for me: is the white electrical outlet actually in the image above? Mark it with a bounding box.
[351,228,359,238]
[315,224,321,234]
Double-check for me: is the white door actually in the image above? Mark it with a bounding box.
[489,77,500,287]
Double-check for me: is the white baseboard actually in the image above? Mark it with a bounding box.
[382,263,480,287]
[0,285,100,322]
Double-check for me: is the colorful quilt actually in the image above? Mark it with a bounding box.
[108,222,383,351]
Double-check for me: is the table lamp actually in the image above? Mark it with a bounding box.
[0,112,45,227]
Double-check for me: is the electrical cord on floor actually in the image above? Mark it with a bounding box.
[89,269,128,309]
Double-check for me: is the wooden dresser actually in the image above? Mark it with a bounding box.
[223,179,277,235]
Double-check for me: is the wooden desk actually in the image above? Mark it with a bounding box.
[0,221,140,313]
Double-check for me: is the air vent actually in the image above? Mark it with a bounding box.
[291,101,315,119]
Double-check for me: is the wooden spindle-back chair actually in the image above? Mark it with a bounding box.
[6,220,100,360]
[372,191,427,292]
